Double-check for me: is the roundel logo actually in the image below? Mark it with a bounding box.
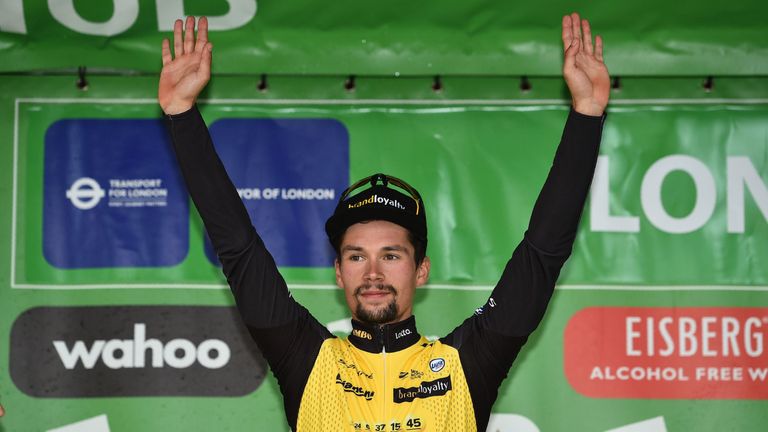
[65,177,105,210]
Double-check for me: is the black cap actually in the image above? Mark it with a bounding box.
[325,173,427,244]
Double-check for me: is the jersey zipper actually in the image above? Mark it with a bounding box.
[381,346,387,421]
[378,326,387,422]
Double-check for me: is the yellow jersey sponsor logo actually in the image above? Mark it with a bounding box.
[393,376,452,403]
[336,373,375,400]
[352,329,372,340]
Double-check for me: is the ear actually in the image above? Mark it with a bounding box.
[334,258,344,289]
[415,256,431,287]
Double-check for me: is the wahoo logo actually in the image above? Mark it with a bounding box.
[348,194,406,210]
[53,323,230,370]
[393,376,452,403]
[336,374,375,400]
[10,306,266,397]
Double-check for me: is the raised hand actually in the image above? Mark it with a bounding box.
[562,13,610,116]
[158,16,212,115]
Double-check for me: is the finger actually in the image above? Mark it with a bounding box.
[161,38,172,65]
[184,16,195,54]
[562,15,573,52]
[195,16,208,52]
[595,35,604,62]
[173,19,183,57]
[571,12,581,44]
[199,42,213,80]
[582,19,594,55]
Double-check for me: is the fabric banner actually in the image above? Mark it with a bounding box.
[1,0,767,76]
[0,75,767,431]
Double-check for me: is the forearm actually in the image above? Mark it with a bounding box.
[473,109,604,337]
[164,105,299,328]
[165,105,253,254]
[525,108,604,255]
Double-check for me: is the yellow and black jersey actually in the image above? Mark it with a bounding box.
[298,324,474,431]
[167,107,604,431]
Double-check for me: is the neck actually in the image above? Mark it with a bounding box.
[348,315,421,353]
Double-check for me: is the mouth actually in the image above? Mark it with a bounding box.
[356,284,396,302]
[360,290,392,299]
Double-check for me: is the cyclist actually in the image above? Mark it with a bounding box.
[160,12,608,431]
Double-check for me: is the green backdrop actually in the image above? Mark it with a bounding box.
[1,75,767,431]
[2,0,768,430]
[1,0,767,75]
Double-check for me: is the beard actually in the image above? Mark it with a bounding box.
[354,283,398,325]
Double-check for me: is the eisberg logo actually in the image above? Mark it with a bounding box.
[564,307,768,400]
[348,194,406,211]
[10,306,266,398]
[429,358,445,372]
[66,177,105,210]
[53,324,230,370]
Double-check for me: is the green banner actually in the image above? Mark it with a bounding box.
[1,0,767,75]
[1,76,767,431]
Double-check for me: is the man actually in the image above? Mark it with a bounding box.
[160,12,608,431]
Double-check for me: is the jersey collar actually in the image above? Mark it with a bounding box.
[348,315,421,353]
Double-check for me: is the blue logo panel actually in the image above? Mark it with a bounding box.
[43,119,189,268]
[207,118,349,267]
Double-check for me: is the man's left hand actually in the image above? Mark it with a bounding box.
[562,12,610,116]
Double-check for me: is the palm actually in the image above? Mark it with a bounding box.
[158,16,212,115]
[562,13,610,116]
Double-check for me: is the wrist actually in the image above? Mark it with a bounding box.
[160,99,195,116]
[572,100,605,117]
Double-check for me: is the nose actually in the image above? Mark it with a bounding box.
[363,260,383,282]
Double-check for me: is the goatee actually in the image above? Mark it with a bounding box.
[355,284,398,325]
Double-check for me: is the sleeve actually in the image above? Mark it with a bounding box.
[164,105,332,429]
[440,109,604,430]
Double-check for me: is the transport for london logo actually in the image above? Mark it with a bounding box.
[65,177,105,210]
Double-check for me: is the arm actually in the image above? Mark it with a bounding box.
[160,18,331,427]
[441,13,608,430]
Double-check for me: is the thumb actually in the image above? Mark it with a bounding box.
[563,37,578,71]
[199,42,213,80]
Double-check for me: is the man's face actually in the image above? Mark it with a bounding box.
[335,220,430,326]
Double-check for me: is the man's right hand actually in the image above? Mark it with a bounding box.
[159,16,212,115]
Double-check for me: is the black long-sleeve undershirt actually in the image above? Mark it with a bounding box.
[165,106,603,431]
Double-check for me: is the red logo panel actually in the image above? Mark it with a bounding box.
[564,307,768,399]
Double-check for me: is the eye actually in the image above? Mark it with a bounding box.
[383,254,400,261]
[347,254,364,262]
